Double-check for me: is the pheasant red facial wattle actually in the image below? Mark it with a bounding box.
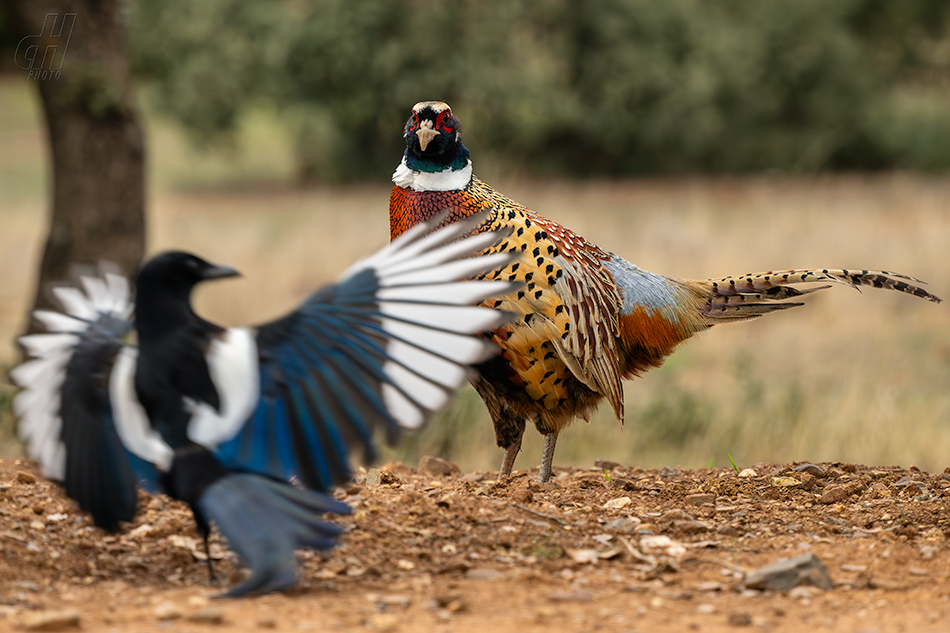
[390,101,943,485]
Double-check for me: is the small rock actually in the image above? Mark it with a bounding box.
[603,496,631,510]
[396,559,415,571]
[461,472,485,483]
[792,463,826,477]
[738,468,757,478]
[771,477,801,488]
[510,487,533,504]
[465,567,503,580]
[20,609,80,631]
[788,586,821,600]
[257,617,277,628]
[365,468,383,486]
[660,509,693,522]
[717,525,739,537]
[566,548,600,564]
[818,481,866,504]
[744,552,833,591]
[604,517,641,533]
[696,604,716,615]
[375,594,411,608]
[188,608,225,625]
[433,593,466,612]
[728,612,753,626]
[548,591,592,603]
[868,577,903,591]
[154,602,184,620]
[639,535,687,563]
[685,493,715,507]
[16,471,37,485]
[418,455,460,477]
[799,473,817,490]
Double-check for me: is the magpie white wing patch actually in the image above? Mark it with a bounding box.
[186,328,261,448]
[110,348,173,471]
[13,271,134,481]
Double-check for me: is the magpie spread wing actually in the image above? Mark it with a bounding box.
[12,271,160,531]
[198,212,520,492]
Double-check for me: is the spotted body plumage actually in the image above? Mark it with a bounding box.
[391,101,942,483]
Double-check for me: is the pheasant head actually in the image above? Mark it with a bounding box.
[401,101,470,174]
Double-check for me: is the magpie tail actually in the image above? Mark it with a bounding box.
[195,473,351,597]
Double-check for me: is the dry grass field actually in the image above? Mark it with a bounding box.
[1,77,948,474]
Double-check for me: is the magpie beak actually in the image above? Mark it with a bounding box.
[201,264,241,281]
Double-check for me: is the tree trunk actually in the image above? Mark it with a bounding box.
[3,0,146,333]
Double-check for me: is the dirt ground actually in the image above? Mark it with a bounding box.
[2,456,950,633]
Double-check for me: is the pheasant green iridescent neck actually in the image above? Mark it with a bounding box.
[404,143,471,173]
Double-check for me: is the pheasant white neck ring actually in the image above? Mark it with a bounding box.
[392,156,473,192]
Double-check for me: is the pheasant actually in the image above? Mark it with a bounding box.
[390,100,943,484]
[12,214,519,596]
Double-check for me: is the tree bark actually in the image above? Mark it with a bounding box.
[3,0,146,333]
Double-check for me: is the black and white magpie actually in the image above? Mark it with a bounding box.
[12,213,519,597]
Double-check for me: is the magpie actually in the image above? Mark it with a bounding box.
[12,213,519,597]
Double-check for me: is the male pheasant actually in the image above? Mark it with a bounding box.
[390,101,943,484]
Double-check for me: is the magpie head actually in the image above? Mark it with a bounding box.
[135,251,240,319]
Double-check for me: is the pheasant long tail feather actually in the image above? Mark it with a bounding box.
[692,268,941,324]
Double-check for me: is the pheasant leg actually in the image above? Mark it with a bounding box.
[537,432,558,483]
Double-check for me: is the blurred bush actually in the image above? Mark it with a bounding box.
[125,0,950,181]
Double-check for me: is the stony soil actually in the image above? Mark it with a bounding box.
[2,456,950,632]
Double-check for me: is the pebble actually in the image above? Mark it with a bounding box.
[188,608,225,624]
[374,594,411,608]
[365,468,383,486]
[738,468,757,478]
[744,552,833,591]
[771,476,801,488]
[154,602,184,620]
[660,509,693,522]
[728,612,753,626]
[793,463,826,477]
[799,473,817,490]
[604,517,641,532]
[16,471,37,485]
[685,493,715,506]
[417,455,460,477]
[818,481,865,504]
[603,496,631,510]
[20,609,80,631]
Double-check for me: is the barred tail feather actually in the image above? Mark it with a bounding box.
[694,267,940,324]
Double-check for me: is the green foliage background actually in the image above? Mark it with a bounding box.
[125,0,950,181]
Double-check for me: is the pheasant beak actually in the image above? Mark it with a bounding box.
[416,120,439,151]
